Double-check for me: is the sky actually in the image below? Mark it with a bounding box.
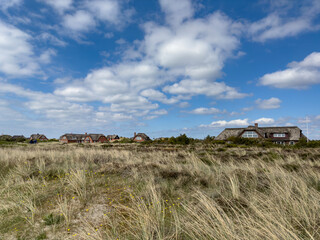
[0,0,320,139]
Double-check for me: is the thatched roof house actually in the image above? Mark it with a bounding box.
[59,133,107,143]
[215,123,306,145]
[133,132,150,142]
[30,134,48,141]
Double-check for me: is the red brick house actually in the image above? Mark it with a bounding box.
[132,132,150,142]
[59,133,108,144]
[30,134,48,141]
[215,123,306,145]
[84,134,108,143]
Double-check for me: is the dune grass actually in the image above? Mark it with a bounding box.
[0,144,319,239]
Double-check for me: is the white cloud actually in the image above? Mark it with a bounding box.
[153,109,168,115]
[259,52,320,89]
[85,0,121,24]
[63,10,96,32]
[41,0,73,13]
[254,117,275,125]
[200,119,250,128]
[0,0,22,11]
[256,97,281,109]
[163,80,247,99]
[0,20,40,76]
[39,49,56,64]
[188,107,221,115]
[38,33,67,47]
[140,89,178,104]
[249,0,320,41]
[159,0,194,26]
[53,0,249,121]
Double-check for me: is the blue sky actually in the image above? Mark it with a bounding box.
[0,0,320,139]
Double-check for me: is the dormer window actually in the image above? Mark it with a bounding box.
[274,133,285,138]
[242,131,258,138]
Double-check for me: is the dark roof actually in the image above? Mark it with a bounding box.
[60,134,86,141]
[60,133,106,141]
[30,134,47,140]
[107,135,119,140]
[134,133,150,140]
[216,126,304,141]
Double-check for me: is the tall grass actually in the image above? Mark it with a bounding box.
[0,144,319,239]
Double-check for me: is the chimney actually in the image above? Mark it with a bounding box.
[134,132,136,137]
[254,123,258,128]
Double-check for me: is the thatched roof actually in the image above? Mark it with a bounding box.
[30,134,47,140]
[134,133,150,141]
[87,134,105,141]
[60,134,86,141]
[215,126,304,141]
[60,133,106,141]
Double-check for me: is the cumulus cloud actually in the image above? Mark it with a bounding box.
[63,10,96,32]
[41,0,73,13]
[200,119,250,128]
[159,0,194,26]
[249,0,320,41]
[140,89,178,104]
[256,97,281,109]
[0,20,40,76]
[51,0,250,122]
[188,107,221,115]
[56,0,134,35]
[85,0,121,24]
[259,52,320,89]
[254,117,275,125]
[163,80,247,99]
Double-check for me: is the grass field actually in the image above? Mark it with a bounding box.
[0,143,320,239]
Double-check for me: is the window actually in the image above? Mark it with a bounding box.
[274,133,285,138]
[242,131,259,138]
[136,136,142,140]
[290,141,295,145]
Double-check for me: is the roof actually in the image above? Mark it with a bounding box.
[60,134,86,141]
[86,134,105,141]
[30,134,47,140]
[107,135,119,139]
[215,126,304,141]
[60,133,106,141]
[134,133,150,140]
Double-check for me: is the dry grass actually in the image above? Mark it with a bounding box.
[0,143,319,239]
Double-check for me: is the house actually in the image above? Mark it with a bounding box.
[132,132,150,142]
[59,133,108,143]
[215,123,306,145]
[106,135,120,142]
[59,134,86,143]
[30,134,48,141]
[84,134,108,143]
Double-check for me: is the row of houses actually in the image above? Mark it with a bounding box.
[3,124,307,145]
[59,132,150,144]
